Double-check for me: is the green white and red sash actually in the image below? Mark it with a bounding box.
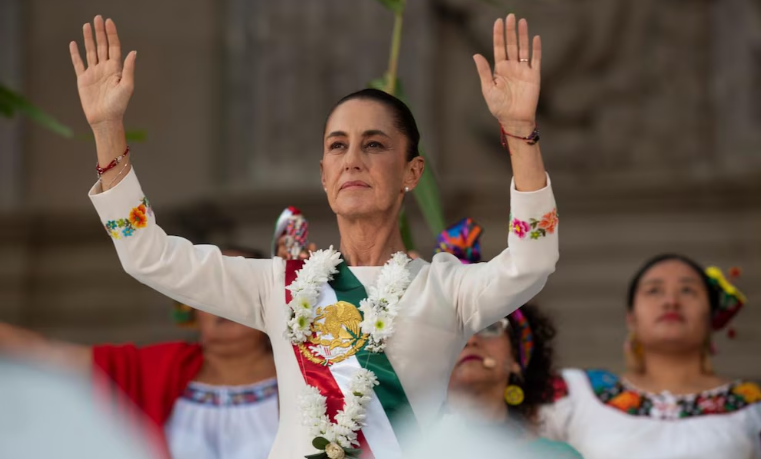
[286,260,416,459]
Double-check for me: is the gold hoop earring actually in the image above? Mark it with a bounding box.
[504,373,525,406]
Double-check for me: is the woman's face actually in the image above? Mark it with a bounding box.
[197,310,270,357]
[449,322,521,392]
[629,260,712,352]
[320,99,424,219]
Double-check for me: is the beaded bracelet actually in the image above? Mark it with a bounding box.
[500,125,540,151]
[96,146,130,177]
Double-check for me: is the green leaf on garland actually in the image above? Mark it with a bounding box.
[304,453,328,459]
[344,448,363,456]
[373,0,404,14]
[312,437,330,450]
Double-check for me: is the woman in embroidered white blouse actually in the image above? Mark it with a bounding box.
[69,14,558,459]
[540,254,761,459]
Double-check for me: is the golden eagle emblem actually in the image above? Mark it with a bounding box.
[298,301,367,365]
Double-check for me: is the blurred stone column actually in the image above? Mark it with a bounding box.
[712,0,761,174]
[0,0,23,211]
[0,0,29,326]
[222,0,435,193]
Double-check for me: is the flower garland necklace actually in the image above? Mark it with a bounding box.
[285,248,412,458]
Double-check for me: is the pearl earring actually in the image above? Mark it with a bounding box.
[404,187,410,193]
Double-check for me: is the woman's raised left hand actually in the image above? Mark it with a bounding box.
[474,14,541,133]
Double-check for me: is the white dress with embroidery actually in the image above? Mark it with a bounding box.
[88,168,559,459]
[540,369,761,459]
[164,378,278,459]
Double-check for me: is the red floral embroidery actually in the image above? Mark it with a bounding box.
[510,207,559,240]
[551,375,569,401]
[538,208,559,234]
[129,204,148,229]
[510,219,531,239]
[696,395,727,415]
[105,197,152,239]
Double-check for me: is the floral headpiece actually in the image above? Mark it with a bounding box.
[271,206,308,258]
[434,218,534,369]
[434,218,483,263]
[173,301,197,328]
[705,266,746,335]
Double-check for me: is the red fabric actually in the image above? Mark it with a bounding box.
[550,374,569,402]
[92,341,204,458]
[285,260,374,459]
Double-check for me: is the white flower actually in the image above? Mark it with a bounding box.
[391,251,411,266]
[351,369,379,391]
[370,311,395,339]
[285,249,412,454]
[294,306,315,320]
[325,443,345,459]
[286,315,312,343]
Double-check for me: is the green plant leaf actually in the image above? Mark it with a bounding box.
[399,207,416,251]
[368,77,388,92]
[77,130,147,143]
[368,76,446,237]
[412,145,446,235]
[0,83,73,137]
[343,448,363,456]
[374,0,404,14]
[304,453,328,459]
[125,130,148,142]
[312,437,330,450]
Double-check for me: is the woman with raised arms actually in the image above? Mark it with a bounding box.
[69,13,558,459]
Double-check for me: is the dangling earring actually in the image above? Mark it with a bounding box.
[625,331,645,373]
[504,373,525,406]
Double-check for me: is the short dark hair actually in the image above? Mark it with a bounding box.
[626,253,719,313]
[327,88,420,161]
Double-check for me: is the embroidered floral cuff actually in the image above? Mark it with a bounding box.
[509,174,558,241]
[509,207,558,240]
[103,197,152,239]
[89,167,154,240]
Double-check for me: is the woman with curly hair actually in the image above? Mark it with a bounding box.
[439,218,581,458]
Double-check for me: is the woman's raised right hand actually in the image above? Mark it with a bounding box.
[69,16,136,131]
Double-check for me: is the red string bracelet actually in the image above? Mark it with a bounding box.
[96,146,130,177]
[500,125,540,151]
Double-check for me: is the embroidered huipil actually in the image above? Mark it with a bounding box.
[89,168,559,459]
[540,369,761,459]
[164,379,279,459]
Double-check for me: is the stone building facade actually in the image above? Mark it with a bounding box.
[1,0,759,378]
